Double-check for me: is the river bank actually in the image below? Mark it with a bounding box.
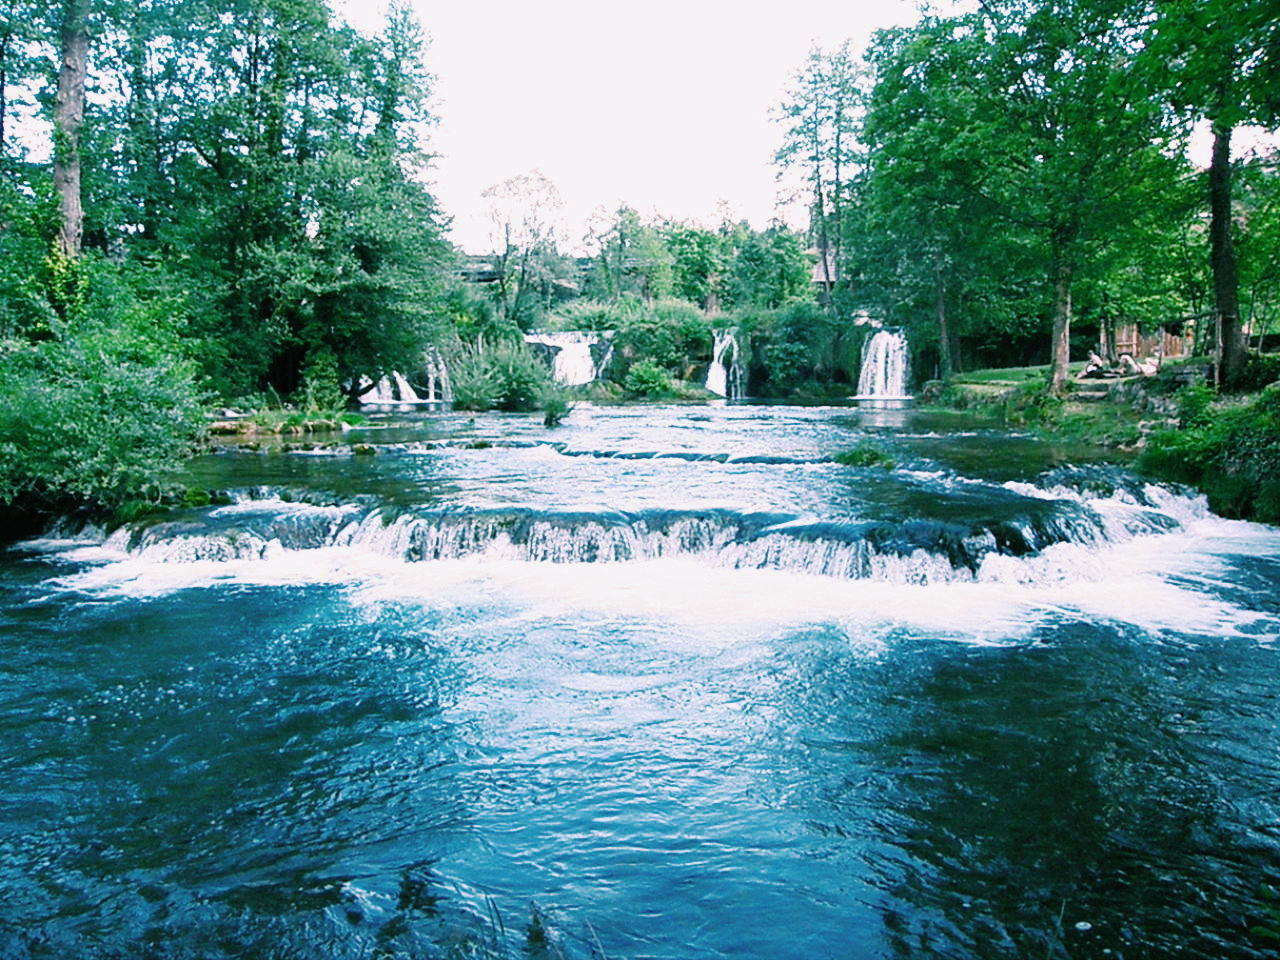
[924,362,1280,523]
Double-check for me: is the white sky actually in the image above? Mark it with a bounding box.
[337,0,923,254]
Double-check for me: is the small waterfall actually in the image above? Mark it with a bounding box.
[856,330,912,400]
[706,329,745,399]
[357,371,424,406]
[420,348,453,402]
[524,332,608,386]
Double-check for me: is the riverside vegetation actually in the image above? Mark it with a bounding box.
[2,0,1279,529]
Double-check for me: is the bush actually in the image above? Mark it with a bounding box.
[297,347,345,414]
[609,297,711,381]
[623,359,675,399]
[1226,352,1280,393]
[448,338,567,416]
[742,302,847,396]
[1138,382,1280,522]
[542,392,571,427]
[1003,378,1062,425]
[0,255,204,518]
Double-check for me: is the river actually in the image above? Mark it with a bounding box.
[2,403,1278,959]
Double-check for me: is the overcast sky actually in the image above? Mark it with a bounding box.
[337,0,922,253]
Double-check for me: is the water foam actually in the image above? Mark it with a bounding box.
[28,482,1278,647]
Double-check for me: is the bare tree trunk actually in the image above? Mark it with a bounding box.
[1209,120,1244,384]
[54,0,88,257]
[933,252,953,378]
[1,29,9,168]
[1050,251,1073,393]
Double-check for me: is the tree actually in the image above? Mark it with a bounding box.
[53,0,86,256]
[84,0,453,397]
[661,220,727,311]
[853,2,1183,389]
[1144,0,1280,383]
[584,206,674,303]
[481,170,568,329]
[776,42,866,305]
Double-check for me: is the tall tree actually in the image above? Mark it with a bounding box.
[482,170,566,328]
[53,0,87,256]
[1144,0,1280,382]
[862,2,1180,389]
[776,43,866,306]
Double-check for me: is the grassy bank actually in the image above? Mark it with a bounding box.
[928,362,1280,523]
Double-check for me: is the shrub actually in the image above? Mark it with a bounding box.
[297,347,345,414]
[1138,382,1280,522]
[542,392,571,427]
[1226,352,1280,393]
[610,297,711,380]
[0,255,205,518]
[623,359,675,399]
[448,338,568,416]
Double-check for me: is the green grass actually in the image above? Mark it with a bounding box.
[950,362,1087,385]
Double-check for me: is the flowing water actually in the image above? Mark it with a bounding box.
[4,404,1280,959]
[857,330,912,400]
[524,333,609,386]
[706,331,745,399]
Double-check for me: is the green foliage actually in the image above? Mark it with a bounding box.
[1002,378,1064,426]
[1226,352,1280,393]
[448,338,566,415]
[1174,382,1217,428]
[610,297,712,381]
[741,301,849,395]
[585,206,674,302]
[834,444,895,469]
[73,0,454,401]
[1138,383,1280,522]
[623,359,675,400]
[297,347,344,414]
[722,224,813,310]
[542,392,571,427]
[0,256,204,515]
[661,221,729,309]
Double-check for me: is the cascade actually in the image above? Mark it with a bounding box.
[706,329,745,399]
[524,332,607,385]
[358,372,421,406]
[856,329,912,400]
[100,473,1207,589]
[420,348,453,402]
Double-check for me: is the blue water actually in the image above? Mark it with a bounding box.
[2,404,1279,959]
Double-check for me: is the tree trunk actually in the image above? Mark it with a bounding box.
[933,253,953,378]
[1,29,9,169]
[1209,120,1244,384]
[54,0,88,257]
[1049,251,1073,393]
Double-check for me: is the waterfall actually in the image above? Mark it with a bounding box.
[706,329,745,399]
[524,332,608,386]
[856,330,912,400]
[421,348,453,402]
[357,372,422,406]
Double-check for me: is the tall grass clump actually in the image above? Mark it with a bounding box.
[449,338,569,420]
